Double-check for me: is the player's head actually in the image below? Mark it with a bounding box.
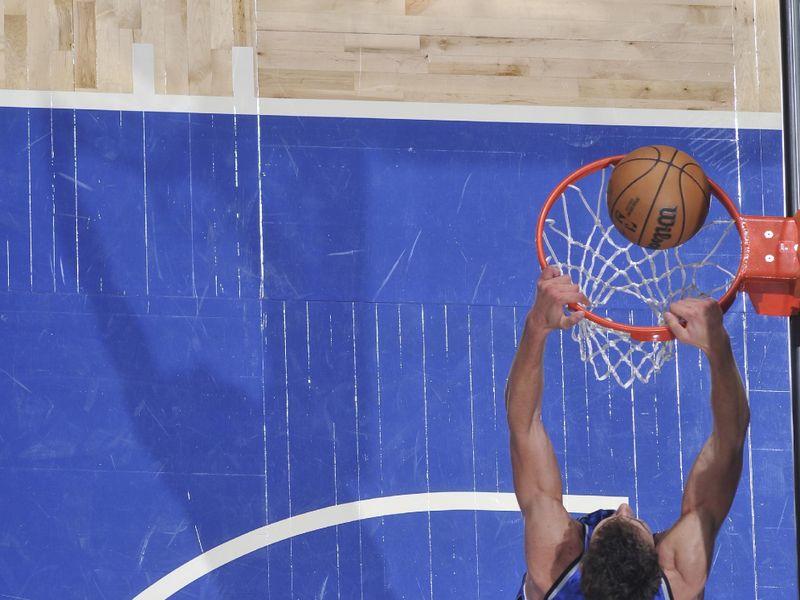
[580,503,663,600]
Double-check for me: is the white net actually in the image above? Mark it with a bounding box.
[541,165,740,388]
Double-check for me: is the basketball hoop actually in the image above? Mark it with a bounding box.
[536,155,800,388]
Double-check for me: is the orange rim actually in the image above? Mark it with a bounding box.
[535,155,746,342]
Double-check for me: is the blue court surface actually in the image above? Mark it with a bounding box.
[0,107,795,598]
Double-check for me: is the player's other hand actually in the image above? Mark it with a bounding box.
[664,297,729,355]
[527,266,589,333]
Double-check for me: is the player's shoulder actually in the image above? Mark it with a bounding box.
[656,512,713,600]
[524,543,582,600]
[522,502,584,600]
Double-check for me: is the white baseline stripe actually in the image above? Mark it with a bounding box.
[133,491,626,600]
[0,88,780,131]
[258,98,782,131]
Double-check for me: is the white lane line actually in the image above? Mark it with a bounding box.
[132,491,626,600]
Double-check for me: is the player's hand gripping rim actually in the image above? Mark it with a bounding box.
[663,297,729,355]
[528,266,590,332]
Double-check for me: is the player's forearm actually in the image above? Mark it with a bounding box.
[505,315,550,435]
[705,334,750,447]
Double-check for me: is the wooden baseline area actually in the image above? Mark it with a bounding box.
[0,0,783,112]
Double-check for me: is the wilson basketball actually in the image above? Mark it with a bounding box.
[607,145,711,249]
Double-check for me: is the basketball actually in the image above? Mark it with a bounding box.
[606,145,711,249]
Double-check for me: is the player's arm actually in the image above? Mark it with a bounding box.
[658,299,750,595]
[506,267,587,596]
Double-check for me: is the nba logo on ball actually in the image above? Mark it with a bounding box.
[607,145,711,249]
